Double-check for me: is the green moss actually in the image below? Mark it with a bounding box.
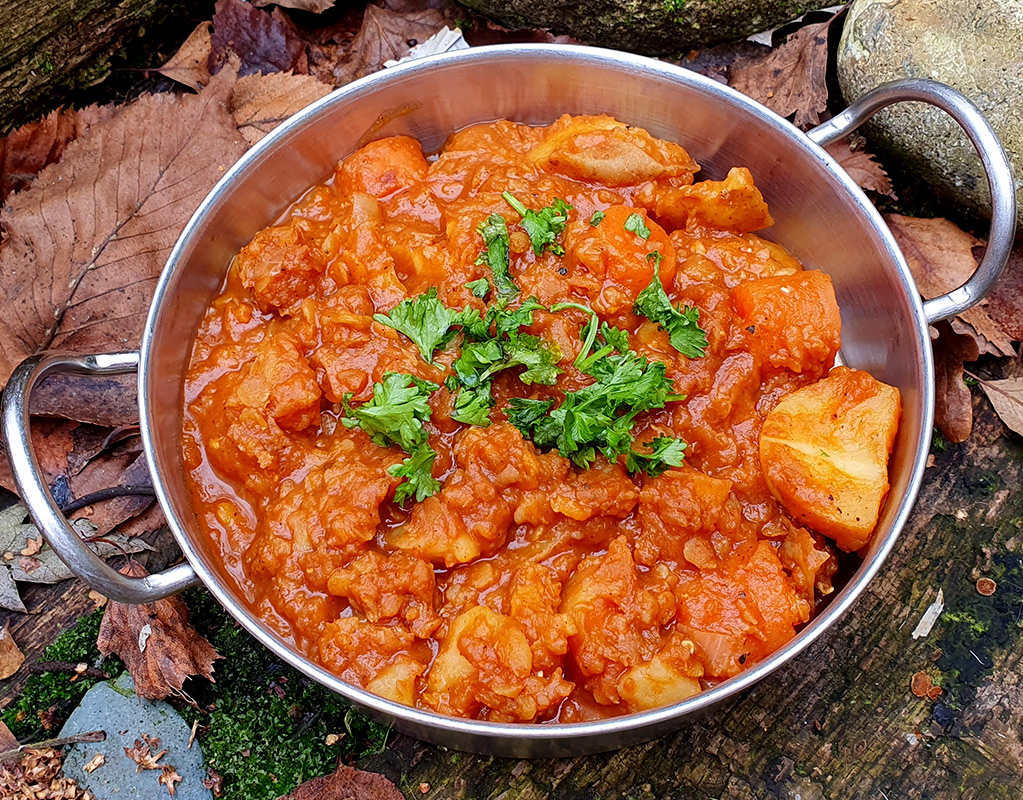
[2,608,125,741]
[180,590,391,800]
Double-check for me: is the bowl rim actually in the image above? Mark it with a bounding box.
[140,43,934,750]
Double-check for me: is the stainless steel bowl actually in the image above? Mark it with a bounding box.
[3,45,1016,757]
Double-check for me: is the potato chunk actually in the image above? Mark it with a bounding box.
[759,367,901,552]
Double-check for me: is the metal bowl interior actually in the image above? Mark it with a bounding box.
[140,44,933,757]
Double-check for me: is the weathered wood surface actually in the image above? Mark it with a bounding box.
[357,398,1023,798]
[0,0,211,133]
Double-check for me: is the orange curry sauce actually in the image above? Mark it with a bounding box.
[182,115,846,723]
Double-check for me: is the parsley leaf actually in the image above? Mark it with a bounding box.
[633,263,709,358]
[506,397,555,432]
[475,213,517,297]
[389,443,441,504]
[502,192,573,256]
[341,373,442,503]
[373,288,462,363]
[504,334,562,385]
[588,210,605,227]
[341,373,437,452]
[624,212,652,239]
[625,435,688,477]
[451,383,495,426]
[465,278,491,300]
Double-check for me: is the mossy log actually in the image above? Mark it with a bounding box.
[458,0,834,54]
[360,398,1023,797]
[0,0,209,133]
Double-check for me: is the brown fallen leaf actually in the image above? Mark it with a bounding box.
[0,65,249,388]
[729,16,835,129]
[158,22,214,92]
[19,537,41,556]
[0,745,91,799]
[910,670,943,700]
[209,0,309,78]
[0,417,79,494]
[97,561,220,701]
[29,371,141,428]
[0,109,79,205]
[825,139,896,199]
[253,0,337,12]
[933,321,980,443]
[0,624,25,680]
[886,214,1016,358]
[68,449,154,536]
[124,736,167,772]
[279,764,405,800]
[978,375,1023,438]
[82,752,105,774]
[230,71,333,145]
[204,768,225,797]
[160,764,184,796]
[333,4,446,85]
[978,241,1023,342]
[0,720,16,753]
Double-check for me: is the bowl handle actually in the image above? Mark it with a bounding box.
[1,351,199,603]
[807,78,1017,325]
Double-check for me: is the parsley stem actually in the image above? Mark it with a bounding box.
[501,191,529,218]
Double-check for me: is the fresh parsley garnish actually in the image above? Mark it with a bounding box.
[502,192,573,257]
[341,373,441,503]
[624,212,652,240]
[633,263,709,358]
[507,314,685,472]
[373,288,463,363]
[465,278,491,300]
[625,436,688,477]
[588,210,605,227]
[451,383,495,427]
[646,250,663,267]
[475,213,517,297]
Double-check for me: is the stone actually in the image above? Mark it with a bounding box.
[458,0,833,54]
[58,672,213,800]
[837,0,1023,226]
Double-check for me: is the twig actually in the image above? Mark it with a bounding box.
[0,730,106,765]
[60,485,156,516]
[28,661,108,680]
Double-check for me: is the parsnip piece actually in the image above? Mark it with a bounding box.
[759,367,901,552]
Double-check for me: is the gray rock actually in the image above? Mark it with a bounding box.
[459,0,833,54]
[837,0,1023,226]
[58,672,212,800]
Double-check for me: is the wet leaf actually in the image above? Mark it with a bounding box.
[0,720,16,753]
[886,214,1016,358]
[209,0,309,78]
[979,376,1023,438]
[0,624,25,680]
[825,139,896,199]
[158,22,214,92]
[279,764,405,800]
[97,562,220,700]
[230,71,332,145]
[729,17,835,129]
[0,66,249,388]
[932,321,979,443]
[253,0,337,12]
[333,4,446,85]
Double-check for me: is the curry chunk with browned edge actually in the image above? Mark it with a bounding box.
[182,114,900,723]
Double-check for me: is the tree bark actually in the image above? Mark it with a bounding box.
[0,0,210,133]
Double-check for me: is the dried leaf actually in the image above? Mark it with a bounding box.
[0,417,79,493]
[932,321,979,443]
[0,109,79,204]
[824,139,896,199]
[68,450,154,536]
[978,241,1023,342]
[253,0,337,12]
[0,624,25,680]
[280,764,405,800]
[729,17,834,129]
[230,71,333,145]
[910,670,943,700]
[333,5,446,85]
[160,764,183,796]
[0,745,92,799]
[82,752,105,774]
[124,737,167,772]
[0,720,16,753]
[158,22,214,92]
[0,66,249,389]
[209,0,309,78]
[886,214,1016,357]
[28,372,141,428]
[97,562,220,700]
[979,376,1023,437]
[0,503,151,612]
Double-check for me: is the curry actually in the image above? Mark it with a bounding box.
[182,115,901,722]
